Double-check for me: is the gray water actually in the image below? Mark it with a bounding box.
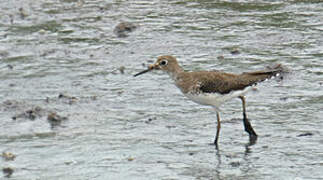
[1,0,323,179]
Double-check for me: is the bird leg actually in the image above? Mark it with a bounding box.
[239,96,257,138]
[214,111,221,146]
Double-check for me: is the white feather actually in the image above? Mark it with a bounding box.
[184,86,252,111]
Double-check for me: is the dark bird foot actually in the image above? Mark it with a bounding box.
[243,117,258,137]
[248,134,258,146]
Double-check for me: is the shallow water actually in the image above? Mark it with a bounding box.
[1,0,323,179]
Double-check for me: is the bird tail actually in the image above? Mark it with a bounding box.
[241,64,288,85]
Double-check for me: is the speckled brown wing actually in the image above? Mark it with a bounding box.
[196,72,245,94]
[193,64,285,95]
[175,71,240,94]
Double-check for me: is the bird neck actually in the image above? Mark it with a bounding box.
[167,64,184,80]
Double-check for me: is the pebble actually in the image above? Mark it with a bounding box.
[297,132,313,137]
[3,167,14,178]
[19,7,28,19]
[113,22,137,38]
[119,66,125,74]
[2,152,16,161]
[127,157,134,161]
[217,55,224,60]
[230,49,240,55]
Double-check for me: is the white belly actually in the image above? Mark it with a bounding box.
[184,87,252,110]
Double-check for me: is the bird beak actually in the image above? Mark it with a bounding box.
[134,64,156,77]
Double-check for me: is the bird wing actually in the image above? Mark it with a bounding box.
[193,64,285,94]
[196,72,244,94]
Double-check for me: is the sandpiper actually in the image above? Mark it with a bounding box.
[134,55,285,146]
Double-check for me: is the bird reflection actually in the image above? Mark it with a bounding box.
[212,136,258,179]
[214,134,257,151]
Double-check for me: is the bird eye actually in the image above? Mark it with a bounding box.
[160,60,168,66]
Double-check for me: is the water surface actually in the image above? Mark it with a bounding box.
[1,0,322,179]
